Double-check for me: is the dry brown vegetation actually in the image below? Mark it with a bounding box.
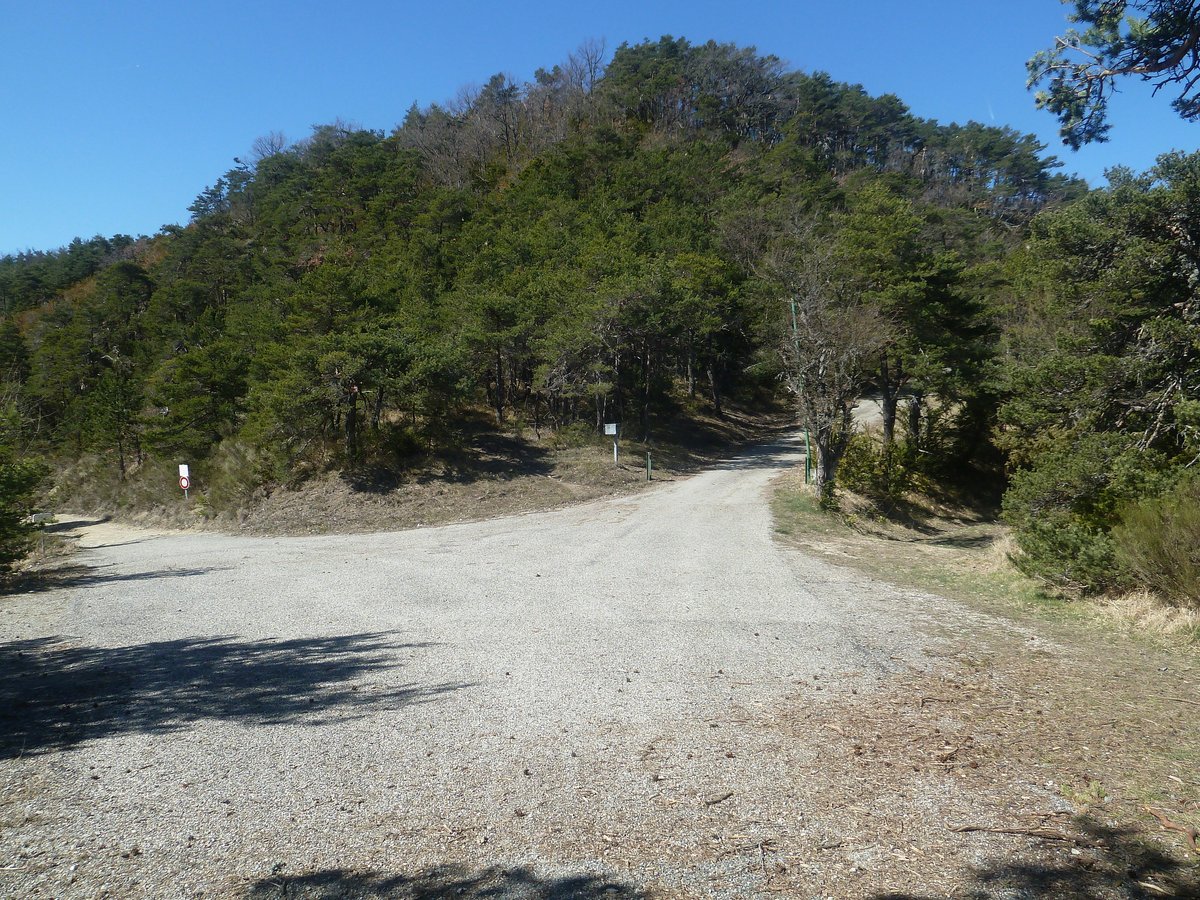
[47,408,788,537]
[770,473,1200,896]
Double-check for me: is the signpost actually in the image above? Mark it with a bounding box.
[604,423,618,464]
[178,464,190,500]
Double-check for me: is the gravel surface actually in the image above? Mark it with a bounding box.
[1,433,1059,898]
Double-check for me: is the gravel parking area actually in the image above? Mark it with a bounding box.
[1,434,1117,898]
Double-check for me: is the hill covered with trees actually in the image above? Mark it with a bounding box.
[5,35,1196,609]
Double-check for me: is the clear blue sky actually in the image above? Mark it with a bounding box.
[2,0,1197,255]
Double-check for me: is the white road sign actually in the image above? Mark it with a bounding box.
[179,464,190,479]
[604,423,617,435]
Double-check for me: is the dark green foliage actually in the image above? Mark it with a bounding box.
[1002,434,1169,592]
[142,338,248,459]
[839,433,921,503]
[1112,474,1200,608]
[0,356,45,575]
[0,453,45,576]
[999,150,1200,594]
[0,235,143,316]
[0,38,1077,521]
[1029,1,1200,148]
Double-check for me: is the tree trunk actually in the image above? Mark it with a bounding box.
[372,387,384,431]
[881,393,897,446]
[906,392,923,450]
[812,436,841,507]
[612,350,622,427]
[494,348,504,424]
[595,374,604,432]
[878,354,903,447]
[809,403,854,507]
[345,390,359,461]
[686,336,696,397]
[707,363,723,419]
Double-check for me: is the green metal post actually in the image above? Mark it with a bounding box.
[646,451,652,481]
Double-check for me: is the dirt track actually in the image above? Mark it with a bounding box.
[2,433,1194,898]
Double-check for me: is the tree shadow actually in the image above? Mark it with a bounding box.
[244,864,648,899]
[0,632,469,758]
[420,431,555,486]
[871,817,1199,899]
[707,437,806,472]
[39,515,111,534]
[10,563,231,594]
[342,431,554,493]
[921,532,998,549]
[849,495,944,535]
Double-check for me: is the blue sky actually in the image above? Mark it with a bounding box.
[2,0,1197,255]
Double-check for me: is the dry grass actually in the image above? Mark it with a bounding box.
[43,408,790,538]
[768,642,1200,898]
[1094,591,1200,645]
[772,472,1047,612]
[768,473,1200,895]
[773,474,1200,649]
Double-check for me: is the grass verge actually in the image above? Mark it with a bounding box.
[771,470,1199,647]
[771,470,1200,893]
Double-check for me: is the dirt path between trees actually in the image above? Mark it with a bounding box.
[2,433,1197,898]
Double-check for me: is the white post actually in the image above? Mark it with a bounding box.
[604,423,619,466]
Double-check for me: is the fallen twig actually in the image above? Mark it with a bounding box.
[1135,880,1172,896]
[1162,696,1200,708]
[703,791,735,807]
[1145,806,1200,855]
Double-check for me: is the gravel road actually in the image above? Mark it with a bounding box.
[1,433,1032,898]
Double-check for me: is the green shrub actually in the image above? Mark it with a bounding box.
[382,424,425,461]
[1112,476,1200,608]
[0,453,47,577]
[549,421,598,450]
[1002,433,1169,593]
[1009,511,1120,593]
[839,434,920,502]
[201,440,271,512]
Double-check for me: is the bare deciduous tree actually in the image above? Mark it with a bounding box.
[568,37,607,98]
[250,131,289,164]
[771,232,892,503]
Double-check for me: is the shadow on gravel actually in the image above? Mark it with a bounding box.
[872,817,1200,899]
[39,516,110,533]
[710,445,803,472]
[245,865,647,899]
[13,563,228,593]
[0,632,468,758]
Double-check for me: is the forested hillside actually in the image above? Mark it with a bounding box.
[7,36,1195,606]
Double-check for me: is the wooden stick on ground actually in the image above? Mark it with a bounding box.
[1145,806,1200,855]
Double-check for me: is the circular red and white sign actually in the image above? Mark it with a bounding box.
[179,475,191,491]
